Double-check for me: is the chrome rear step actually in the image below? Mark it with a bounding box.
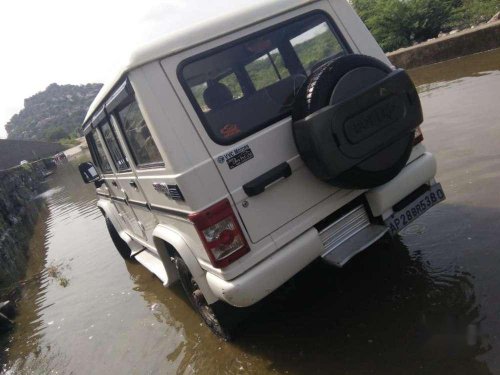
[319,205,388,267]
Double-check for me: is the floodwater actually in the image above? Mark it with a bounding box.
[2,48,500,375]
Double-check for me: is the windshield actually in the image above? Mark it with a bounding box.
[180,12,348,145]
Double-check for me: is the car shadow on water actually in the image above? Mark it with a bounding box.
[236,238,490,374]
[122,202,496,375]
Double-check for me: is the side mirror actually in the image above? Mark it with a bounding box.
[78,162,102,185]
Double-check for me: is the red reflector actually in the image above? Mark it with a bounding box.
[189,199,250,268]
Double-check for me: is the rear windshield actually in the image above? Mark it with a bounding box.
[180,12,348,145]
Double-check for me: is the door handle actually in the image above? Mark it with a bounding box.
[121,190,129,204]
[243,162,292,197]
[129,180,138,189]
[111,181,118,187]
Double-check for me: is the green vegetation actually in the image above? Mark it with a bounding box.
[5,83,102,144]
[449,0,500,28]
[351,0,500,51]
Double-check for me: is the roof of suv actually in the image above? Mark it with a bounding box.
[84,0,320,124]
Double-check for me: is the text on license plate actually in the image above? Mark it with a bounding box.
[385,183,446,235]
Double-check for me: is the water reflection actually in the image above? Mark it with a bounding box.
[410,48,500,93]
[112,222,492,374]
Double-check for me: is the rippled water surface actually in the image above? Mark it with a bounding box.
[2,49,500,374]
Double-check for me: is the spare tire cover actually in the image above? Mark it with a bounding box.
[292,54,422,189]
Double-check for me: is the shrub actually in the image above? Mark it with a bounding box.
[352,0,455,51]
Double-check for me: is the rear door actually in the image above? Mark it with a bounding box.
[172,11,352,243]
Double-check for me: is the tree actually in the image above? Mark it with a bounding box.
[352,0,456,51]
[45,127,69,141]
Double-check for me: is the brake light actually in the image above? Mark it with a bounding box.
[189,199,250,268]
[414,126,424,145]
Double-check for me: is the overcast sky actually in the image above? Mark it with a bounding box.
[0,0,268,138]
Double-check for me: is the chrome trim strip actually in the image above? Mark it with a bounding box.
[127,199,149,209]
[100,192,190,220]
[110,196,127,203]
[96,192,110,199]
[149,204,190,219]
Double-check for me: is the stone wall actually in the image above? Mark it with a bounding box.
[0,164,45,289]
[387,21,500,70]
[0,139,64,170]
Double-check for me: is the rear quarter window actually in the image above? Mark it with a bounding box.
[87,131,112,174]
[115,100,164,168]
[179,11,350,145]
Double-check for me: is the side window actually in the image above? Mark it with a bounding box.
[88,131,112,174]
[99,120,130,172]
[115,99,163,167]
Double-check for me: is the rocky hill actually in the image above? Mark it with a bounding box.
[5,83,102,142]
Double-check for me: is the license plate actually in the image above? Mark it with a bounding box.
[385,183,446,235]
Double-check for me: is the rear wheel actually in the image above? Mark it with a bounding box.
[105,218,132,260]
[174,256,233,340]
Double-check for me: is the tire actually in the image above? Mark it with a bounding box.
[292,54,418,189]
[105,218,132,260]
[174,256,233,340]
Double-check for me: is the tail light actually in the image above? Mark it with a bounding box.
[189,199,250,268]
[414,126,424,145]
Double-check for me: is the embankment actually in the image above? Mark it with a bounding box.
[0,163,47,291]
[388,20,500,69]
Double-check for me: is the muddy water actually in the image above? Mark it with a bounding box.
[2,48,500,375]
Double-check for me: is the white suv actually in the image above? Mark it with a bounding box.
[78,0,445,339]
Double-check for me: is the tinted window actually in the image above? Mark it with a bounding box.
[100,120,130,171]
[180,12,348,145]
[245,48,291,91]
[116,100,163,167]
[219,73,244,101]
[88,131,112,174]
[290,22,345,74]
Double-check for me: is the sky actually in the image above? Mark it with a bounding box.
[0,0,269,139]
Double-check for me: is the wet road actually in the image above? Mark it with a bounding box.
[2,48,500,375]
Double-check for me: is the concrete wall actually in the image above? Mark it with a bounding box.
[0,164,45,289]
[0,139,64,170]
[387,21,500,70]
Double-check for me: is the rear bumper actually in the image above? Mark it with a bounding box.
[206,151,438,308]
[206,228,324,307]
[365,152,437,217]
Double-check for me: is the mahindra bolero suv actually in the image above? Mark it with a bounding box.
[78,0,446,339]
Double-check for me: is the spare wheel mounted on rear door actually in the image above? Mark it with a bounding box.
[292,54,423,189]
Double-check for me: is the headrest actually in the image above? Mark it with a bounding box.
[203,81,233,110]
